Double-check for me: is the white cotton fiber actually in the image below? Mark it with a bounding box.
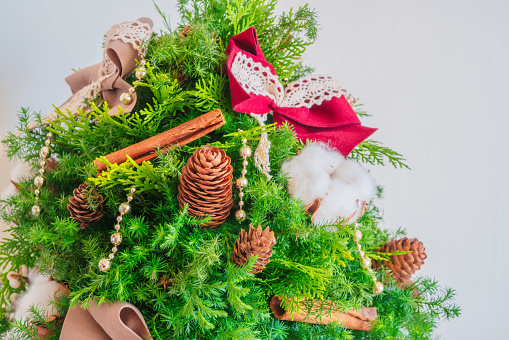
[13,270,65,322]
[332,159,376,202]
[281,143,343,205]
[313,179,357,225]
[282,143,376,225]
[296,143,345,174]
[0,161,31,200]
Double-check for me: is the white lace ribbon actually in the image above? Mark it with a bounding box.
[230,53,356,109]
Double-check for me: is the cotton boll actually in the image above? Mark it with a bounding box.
[13,271,68,323]
[313,175,373,225]
[332,159,376,202]
[27,267,40,283]
[0,161,31,199]
[281,142,375,225]
[313,179,360,225]
[282,157,331,206]
[281,143,346,204]
[297,143,345,175]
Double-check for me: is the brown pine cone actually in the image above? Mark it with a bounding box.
[67,184,104,229]
[232,225,277,273]
[177,145,233,228]
[374,237,427,285]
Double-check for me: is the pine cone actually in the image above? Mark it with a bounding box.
[177,145,233,228]
[67,184,104,229]
[232,225,277,273]
[374,237,427,285]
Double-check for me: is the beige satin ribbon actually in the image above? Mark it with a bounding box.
[1,17,153,157]
[27,17,153,131]
[60,300,152,340]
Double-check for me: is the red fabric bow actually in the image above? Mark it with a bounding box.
[225,27,377,156]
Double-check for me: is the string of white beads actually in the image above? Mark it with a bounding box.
[119,60,146,105]
[354,223,384,295]
[31,132,52,217]
[99,186,136,271]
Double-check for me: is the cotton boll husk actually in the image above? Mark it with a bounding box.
[332,159,376,202]
[13,271,66,323]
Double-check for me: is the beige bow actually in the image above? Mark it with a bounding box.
[28,17,153,131]
[60,300,152,340]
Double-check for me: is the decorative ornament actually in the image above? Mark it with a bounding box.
[235,131,251,222]
[94,109,226,174]
[270,296,377,331]
[232,225,276,273]
[26,17,153,131]
[98,187,136,272]
[60,300,151,340]
[353,223,384,294]
[177,146,233,228]
[118,59,147,106]
[67,184,104,229]
[31,132,53,217]
[374,237,427,286]
[226,27,377,157]
[250,113,272,180]
[6,265,29,290]
[282,143,376,225]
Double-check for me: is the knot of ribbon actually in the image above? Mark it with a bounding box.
[60,300,152,340]
[30,17,153,131]
[226,27,377,157]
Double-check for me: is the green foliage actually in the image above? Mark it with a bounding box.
[353,277,460,340]
[350,140,410,169]
[89,154,181,195]
[366,250,412,262]
[0,0,458,339]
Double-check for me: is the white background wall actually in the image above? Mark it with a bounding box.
[1,1,507,339]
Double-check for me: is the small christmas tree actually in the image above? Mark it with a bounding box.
[0,1,459,339]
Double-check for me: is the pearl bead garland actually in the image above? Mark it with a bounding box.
[353,223,384,295]
[119,60,146,106]
[31,132,52,217]
[99,186,136,272]
[235,131,251,222]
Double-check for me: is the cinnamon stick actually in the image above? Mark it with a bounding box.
[270,296,377,331]
[94,109,226,173]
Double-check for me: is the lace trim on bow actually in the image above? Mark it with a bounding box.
[230,52,285,105]
[281,75,357,108]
